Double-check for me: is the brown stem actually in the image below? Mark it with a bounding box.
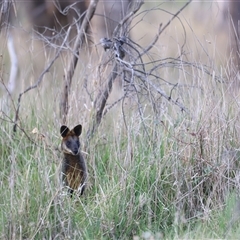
[12,26,71,133]
[86,63,118,143]
[60,0,99,123]
[85,1,144,144]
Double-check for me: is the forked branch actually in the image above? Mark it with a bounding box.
[86,0,144,143]
[60,0,99,123]
[13,27,71,132]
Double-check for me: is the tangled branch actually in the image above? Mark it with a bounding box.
[13,27,72,132]
[86,0,195,143]
[60,0,99,123]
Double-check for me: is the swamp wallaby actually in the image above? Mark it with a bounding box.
[60,124,87,197]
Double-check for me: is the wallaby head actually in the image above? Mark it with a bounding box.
[60,125,82,155]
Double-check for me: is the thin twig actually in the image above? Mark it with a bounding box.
[13,26,71,132]
[112,0,144,37]
[86,0,144,143]
[60,0,99,123]
[86,63,118,142]
[158,0,192,36]
[123,66,189,114]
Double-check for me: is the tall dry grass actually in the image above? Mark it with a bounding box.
[1,1,240,239]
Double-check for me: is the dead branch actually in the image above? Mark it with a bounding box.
[85,0,144,144]
[85,0,206,147]
[86,63,118,141]
[158,1,192,36]
[112,0,144,37]
[0,0,13,27]
[13,26,71,133]
[60,0,99,123]
[124,67,189,114]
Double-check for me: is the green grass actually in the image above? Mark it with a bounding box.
[1,1,240,239]
[1,107,240,239]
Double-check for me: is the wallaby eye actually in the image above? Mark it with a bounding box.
[66,140,71,148]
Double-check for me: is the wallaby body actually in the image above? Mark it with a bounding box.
[60,124,87,196]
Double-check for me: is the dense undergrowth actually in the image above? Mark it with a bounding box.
[1,98,240,239]
[1,1,240,239]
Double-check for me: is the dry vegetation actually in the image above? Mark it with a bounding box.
[1,0,240,239]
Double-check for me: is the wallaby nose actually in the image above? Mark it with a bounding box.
[73,148,79,155]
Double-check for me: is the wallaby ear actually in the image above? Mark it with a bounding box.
[73,124,82,137]
[60,125,69,137]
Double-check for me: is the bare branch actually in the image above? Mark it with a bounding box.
[158,0,192,36]
[138,23,162,59]
[86,63,118,141]
[123,67,189,114]
[86,1,144,144]
[60,0,99,123]
[112,0,144,37]
[13,26,72,132]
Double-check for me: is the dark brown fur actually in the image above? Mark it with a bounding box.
[60,124,87,197]
[1,0,132,40]
[27,0,90,38]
